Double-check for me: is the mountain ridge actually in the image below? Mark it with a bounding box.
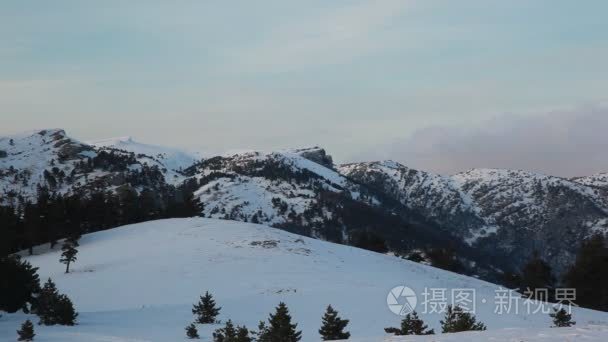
[2,128,607,278]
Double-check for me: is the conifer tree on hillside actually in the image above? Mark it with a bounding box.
[440,305,486,333]
[318,305,350,340]
[185,323,200,339]
[35,278,78,326]
[17,319,35,341]
[60,238,79,274]
[563,234,608,311]
[54,294,78,325]
[236,326,252,342]
[36,278,60,325]
[520,251,555,299]
[213,320,237,341]
[550,308,575,327]
[192,291,221,324]
[254,321,270,342]
[0,256,40,313]
[213,319,252,342]
[385,311,434,336]
[257,302,302,342]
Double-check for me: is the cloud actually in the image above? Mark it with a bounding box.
[360,106,608,177]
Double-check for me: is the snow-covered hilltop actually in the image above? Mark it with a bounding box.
[1,218,607,341]
[0,129,94,205]
[88,136,198,184]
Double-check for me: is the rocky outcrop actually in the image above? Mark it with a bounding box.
[292,147,334,169]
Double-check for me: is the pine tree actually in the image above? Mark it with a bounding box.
[550,308,575,327]
[185,323,200,339]
[520,251,555,299]
[212,319,252,342]
[236,326,252,342]
[36,278,60,325]
[563,234,608,311]
[385,311,434,335]
[35,278,78,325]
[254,321,270,342]
[17,319,35,341]
[214,320,237,341]
[60,239,78,274]
[54,294,78,325]
[257,302,302,342]
[318,305,350,340]
[440,305,486,333]
[0,256,40,313]
[192,291,221,324]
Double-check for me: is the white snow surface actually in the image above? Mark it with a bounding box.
[1,218,607,341]
[355,325,608,341]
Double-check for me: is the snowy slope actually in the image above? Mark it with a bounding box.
[355,325,608,341]
[1,218,607,341]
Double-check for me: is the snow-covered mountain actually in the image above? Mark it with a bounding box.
[2,128,608,277]
[180,147,483,275]
[187,147,372,229]
[0,129,194,207]
[0,129,95,205]
[88,136,198,184]
[1,218,606,341]
[339,161,608,273]
[573,173,608,190]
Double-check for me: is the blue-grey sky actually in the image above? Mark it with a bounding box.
[1,1,607,176]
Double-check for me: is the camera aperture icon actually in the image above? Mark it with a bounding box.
[387,286,417,316]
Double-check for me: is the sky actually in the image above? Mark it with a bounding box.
[1,1,607,177]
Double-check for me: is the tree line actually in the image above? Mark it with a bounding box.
[1,184,201,257]
[503,234,608,312]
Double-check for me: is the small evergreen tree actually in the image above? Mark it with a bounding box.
[35,278,78,326]
[319,305,350,340]
[257,302,302,342]
[192,291,221,324]
[236,326,252,342]
[385,311,434,335]
[214,320,237,341]
[440,305,486,333]
[213,319,252,342]
[54,294,78,325]
[550,308,575,327]
[36,278,60,325]
[185,323,200,339]
[254,321,270,342]
[17,319,35,341]
[60,239,79,274]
